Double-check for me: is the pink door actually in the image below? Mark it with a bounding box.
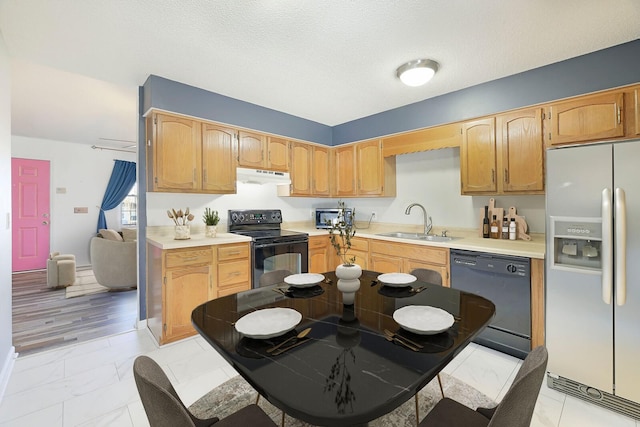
[12,158,51,271]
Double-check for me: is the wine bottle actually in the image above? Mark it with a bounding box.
[490,215,499,239]
[482,206,490,238]
[501,217,509,239]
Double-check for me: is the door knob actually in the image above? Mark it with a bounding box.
[42,221,49,225]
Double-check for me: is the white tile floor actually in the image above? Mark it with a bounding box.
[0,329,637,426]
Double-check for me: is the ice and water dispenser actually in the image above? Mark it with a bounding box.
[550,216,602,272]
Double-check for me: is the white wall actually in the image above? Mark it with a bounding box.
[0,30,15,403]
[11,136,136,266]
[146,147,545,233]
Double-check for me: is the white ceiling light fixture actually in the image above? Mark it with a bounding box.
[396,59,439,87]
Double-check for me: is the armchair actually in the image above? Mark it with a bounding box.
[89,236,137,289]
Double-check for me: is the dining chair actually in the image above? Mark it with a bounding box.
[133,355,276,427]
[259,269,293,287]
[418,345,549,427]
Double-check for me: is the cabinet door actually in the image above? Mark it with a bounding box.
[369,254,403,273]
[312,146,330,196]
[290,142,312,196]
[309,236,329,273]
[357,140,384,195]
[461,117,497,194]
[548,91,624,145]
[334,145,356,196]
[267,137,289,171]
[165,265,212,341]
[497,108,544,193]
[202,123,237,193]
[633,87,640,136]
[238,131,266,168]
[153,113,201,191]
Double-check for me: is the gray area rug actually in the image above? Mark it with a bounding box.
[189,372,495,426]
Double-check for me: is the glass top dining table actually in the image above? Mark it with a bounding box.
[191,270,495,426]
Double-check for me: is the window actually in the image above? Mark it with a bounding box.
[121,183,137,226]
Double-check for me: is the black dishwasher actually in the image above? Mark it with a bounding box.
[450,249,531,359]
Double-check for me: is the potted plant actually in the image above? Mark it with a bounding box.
[202,207,220,238]
[328,201,361,304]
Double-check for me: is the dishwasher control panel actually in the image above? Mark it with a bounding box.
[451,251,529,277]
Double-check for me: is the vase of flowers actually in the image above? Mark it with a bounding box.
[329,201,362,305]
[203,207,220,238]
[168,208,194,240]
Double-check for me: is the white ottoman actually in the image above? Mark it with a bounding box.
[47,252,76,288]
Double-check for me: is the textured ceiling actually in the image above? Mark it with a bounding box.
[1,0,639,147]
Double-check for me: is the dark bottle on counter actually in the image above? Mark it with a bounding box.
[490,215,500,239]
[482,205,490,238]
[501,217,509,239]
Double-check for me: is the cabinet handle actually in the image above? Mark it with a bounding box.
[225,251,241,255]
[182,256,198,261]
[617,107,622,124]
[504,168,508,183]
[491,169,495,183]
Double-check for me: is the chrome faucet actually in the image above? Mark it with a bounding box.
[405,203,432,235]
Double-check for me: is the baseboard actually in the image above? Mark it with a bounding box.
[136,318,147,330]
[0,346,17,405]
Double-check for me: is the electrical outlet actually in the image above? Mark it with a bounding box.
[371,211,377,220]
[310,209,314,218]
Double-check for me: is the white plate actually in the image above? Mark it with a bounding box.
[393,305,455,335]
[377,273,417,287]
[235,308,302,339]
[284,273,325,288]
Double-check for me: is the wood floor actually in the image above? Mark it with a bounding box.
[12,269,137,357]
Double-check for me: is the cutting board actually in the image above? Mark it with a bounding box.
[478,198,503,237]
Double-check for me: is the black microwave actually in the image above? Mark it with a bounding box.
[315,208,354,229]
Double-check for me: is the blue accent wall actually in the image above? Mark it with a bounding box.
[333,39,640,144]
[142,75,333,145]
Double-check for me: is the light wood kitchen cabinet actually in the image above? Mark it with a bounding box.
[147,112,238,194]
[496,108,545,194]
[238,130,266,168]
[147,246,214,344]
[369,240,449,286]
[289,142,312,196]
[346,237,369,270]
[626,85,640,136]
[309,235,331,273]
[546,91,624,146]
[147,113,202,192]
[334,145,357,196]
[267,137,289,171]
[201,123,237,193]
[312,145,330,195]
[215,243,251,297]
[460,117,497,194]
[333,140,396,197]
[146,242,250,345]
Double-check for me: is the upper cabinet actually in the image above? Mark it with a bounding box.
[201,123,237,193]
[147,113,202,192]
[147,112,238,194]
[497,108,544,194]
[460,118,497,194]
[288,142,330,197]
[382,122,462,157]
[461,109,545,195]
[237,131,266,168]
[546,91,624,146]
[333,140,396,197]
[267,137,289,171]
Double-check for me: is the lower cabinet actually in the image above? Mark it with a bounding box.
[309,235,331,273]
[146,242,250,345]
[369,241,450,286]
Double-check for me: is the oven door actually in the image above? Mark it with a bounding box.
[252,240,309,288]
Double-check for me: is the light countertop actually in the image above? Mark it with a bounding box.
[146,222,545,259]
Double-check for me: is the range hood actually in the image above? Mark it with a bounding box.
[236,167,291,185]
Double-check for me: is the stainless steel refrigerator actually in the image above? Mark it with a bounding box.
[546,140,640,418]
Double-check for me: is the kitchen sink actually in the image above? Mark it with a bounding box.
[375,232,458,242]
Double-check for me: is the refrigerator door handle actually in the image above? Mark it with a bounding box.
[602,188,613,305]
[615,187,627,306]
